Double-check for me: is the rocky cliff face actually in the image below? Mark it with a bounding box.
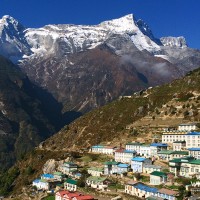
[0,14,200,112]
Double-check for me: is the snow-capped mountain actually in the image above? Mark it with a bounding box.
[0,14,177,61]
[0,14,200,112]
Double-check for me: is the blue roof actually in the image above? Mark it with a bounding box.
[33,179,40,183]
[150,143,168,147]
[41,173,54,178]
[186,132,200,135]
[92,145,104,148]
[117,163,130,168]
[124,150,137,153]
[131,157,146,162]
[188,148,200,151]
[134,183,158,193]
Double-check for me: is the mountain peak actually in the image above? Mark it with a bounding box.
[1,15,19,25]
[99,14,137,34]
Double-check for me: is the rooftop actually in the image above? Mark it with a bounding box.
[133,183,158,193]
[150,143,168,147]
[150,171,167,177]
[104,161,119,165]
[144,165,161,169]
[126,142,144,146]
[88,167,104,172]
[188,148,200,151]
[186,132,200,136]
[117,163,130,168]
[66,178,77,185]
[158,188,179,196]
[158,150,174,155]
[189,159,200,165]
[131,157,147,162]
[87,176,107,183]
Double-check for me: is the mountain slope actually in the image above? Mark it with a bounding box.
[6,66,200,196]
[1,14,200,113]
[41,66,200,151]
[0,56,57,170]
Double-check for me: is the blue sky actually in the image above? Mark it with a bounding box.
[0,0,200,49]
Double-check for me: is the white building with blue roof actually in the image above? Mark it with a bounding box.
[131,157,151,173]
[185,132,200,148]
[188,148,200,159]
[32,179,49,190]
[117,163,130,174]
[125,182,158,198]
[41,173,54,180]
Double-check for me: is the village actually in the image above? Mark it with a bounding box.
[31,123,200,200]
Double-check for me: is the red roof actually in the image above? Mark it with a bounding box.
[74,195,94,200]
[56,190,70,197]
[115,148,125,153]
[66,192,81,199]
[158,188,179,196]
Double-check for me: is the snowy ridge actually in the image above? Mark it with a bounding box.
[160,36,187,48]
[0,14,189,63]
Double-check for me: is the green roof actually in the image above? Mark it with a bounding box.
[169,157,195,163]
[53,172,63,176]
[150,171,167,177]
[158,150,175,155]
[104,161,119,165]
[88,167,104,172]
[66,178,77,185]
[126,142,144,146]
[87,176,107,183]
[189,159,200,165]
[172,151,189,155]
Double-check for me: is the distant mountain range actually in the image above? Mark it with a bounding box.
[1,14,200,112]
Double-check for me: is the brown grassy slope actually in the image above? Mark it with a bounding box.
[41,68,200,151]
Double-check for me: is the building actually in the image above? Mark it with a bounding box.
[55,190,70,200]
[86,176,108,190]
[143,165,162,174]
[158,150,189,161]
[59,162,78,175]
[91,145,116,155]
[125,182,178,199]
[54,172,64,181]
[188,148,200,159]
[157,188,179,200]
[162,131,187,144]
[131,157,152,173]
[41,173,54,180]
[150,143,168,156]
[178,123,197,132]
[185,132,200,148]
[32,179,49,190]
[88,167,104,177]
[125,142,144,152]
[125,142,168,157]
[172,141,186,151]
[114,149,136,163]
[162,131,200,148]
[179,159,200,178]
[150,171,167,185]
[125,182,158,198]
[64,179,77,191]
[169,157,194,176]
[104,161,119,175]
[117,163,130,174]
